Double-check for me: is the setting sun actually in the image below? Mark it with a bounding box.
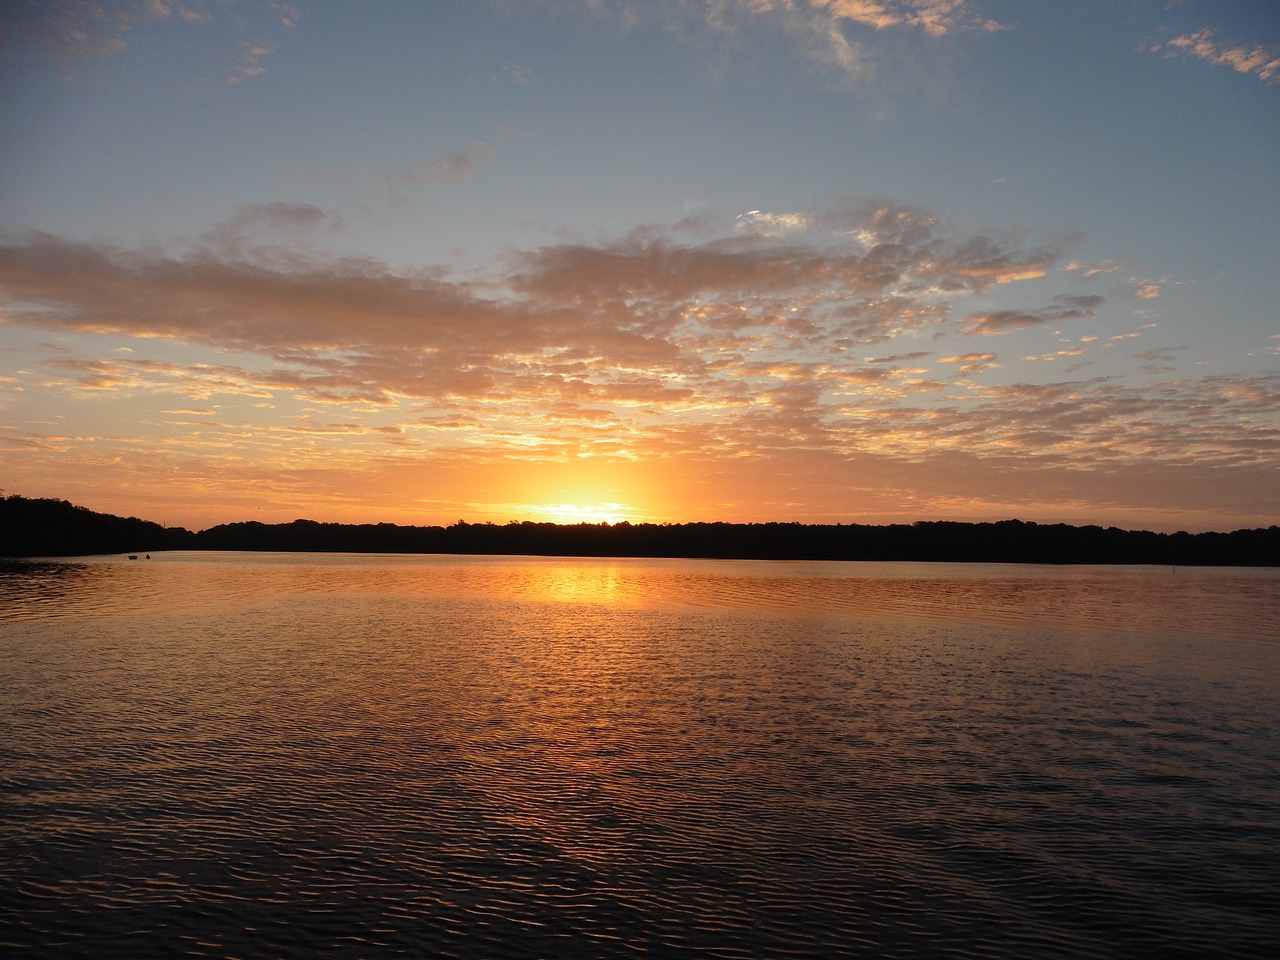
[531,502,634,525]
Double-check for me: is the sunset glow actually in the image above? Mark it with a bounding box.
[1,1,1276,532]
[531,504,636,526]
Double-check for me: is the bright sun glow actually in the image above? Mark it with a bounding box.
[533,502,632,524]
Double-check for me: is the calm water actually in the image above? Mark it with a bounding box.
[2,552,1278,958]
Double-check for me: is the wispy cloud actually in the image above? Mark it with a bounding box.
[1130,346,1184,375]
[3,0,293,84]
[2,0,168,59]
[196,202,339,260]
[390,140,498,186]
[1145,27,1280,85]
[812,0,1002,37]
[503,63,537,85]
[565,0,1001,85]
[751,0,1004,84]
[228,41,275,84]
[961,294,1103,336]
[939,351,998,375]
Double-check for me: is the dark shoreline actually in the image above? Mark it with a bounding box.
[3,495,1277,566]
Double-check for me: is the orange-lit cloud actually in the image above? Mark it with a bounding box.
[2,202,1278,531]
[1147,28,1280,85]
[939,352,998,375]
[576,1,1002,86]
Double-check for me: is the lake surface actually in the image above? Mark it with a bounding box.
[2,552,1278,958]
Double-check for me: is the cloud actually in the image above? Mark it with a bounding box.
[813,1,899,32]
[229,41,275,84]
[193,202,338,263]
[0,207,1077,415]
[3,0,291,84]
[930,235,1060,289]
[939,351,998,375]
[564,1,1001,86]
[705,0,1002,38]
[1129,347,1182,374]
[16,201,1274,518]
[1066,259,1125,279]
[961,311,1043,336]
[735,209,814,237]
[503,63,537,84]
[1052,294,1105,316]
[813,0,1002,37]
[961,294,1102,336]
[269,2,299,30]
[208,201,331,238]
[1,0,165,59]
[1146,28,1280,85]
[738,1,1004,85]
[391,140,498,186]
[229,201,331,233]
[868,350,932,364]
[814,373,1280,478]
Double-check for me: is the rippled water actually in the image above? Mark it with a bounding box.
[2,553,1278,958]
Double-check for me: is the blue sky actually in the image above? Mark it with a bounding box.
[1,0,1277,531]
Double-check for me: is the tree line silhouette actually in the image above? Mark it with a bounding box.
[3,495,1277,565]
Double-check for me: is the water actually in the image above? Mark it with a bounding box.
[2,552,1278,958]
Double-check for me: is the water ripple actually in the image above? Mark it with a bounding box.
[1,555,1278,958]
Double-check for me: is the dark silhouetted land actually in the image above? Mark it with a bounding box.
[2,495,1277,565]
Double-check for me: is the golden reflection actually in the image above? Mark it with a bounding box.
[518,563,632,606]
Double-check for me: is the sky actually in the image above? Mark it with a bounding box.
[1,0,1278,533]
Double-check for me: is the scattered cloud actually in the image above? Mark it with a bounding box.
[939,351,998,374]
[4,201,1277,529]
[3,0,292,84]
[229,41,275,84]
[269,2,299,30]
[1130,346,1184,374]
[1,0,165,59]
[560,0,1002,85]
[1145,28,1280,85]
[811,0,1003,37]
[961,294,1103,336]
[503,63,537,84]
[0,207,1092,415]
[867,350,931,364]
[391,140,498,186]
[7,233,954,507]
[1066,259,1126,279]
[735,209,814,237]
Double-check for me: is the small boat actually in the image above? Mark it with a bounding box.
[128,555,138,560]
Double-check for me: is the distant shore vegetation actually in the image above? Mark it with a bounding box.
[2,495,1277,566]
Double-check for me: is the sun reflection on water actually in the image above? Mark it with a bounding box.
[516,563,632,607]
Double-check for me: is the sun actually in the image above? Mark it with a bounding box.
[510,465,656,525]
[533,501,633,525]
